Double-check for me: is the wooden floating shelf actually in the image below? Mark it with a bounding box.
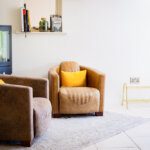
[14,31,66,35]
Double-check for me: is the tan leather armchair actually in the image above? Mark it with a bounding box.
[0,75,52,146]
[48,61,105,117]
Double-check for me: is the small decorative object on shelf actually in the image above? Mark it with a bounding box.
[130,77,140,84]
[39,18,49,32]
[50,15,62,32]
[31,27,39,32]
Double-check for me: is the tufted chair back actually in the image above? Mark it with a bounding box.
[60,61,80,72]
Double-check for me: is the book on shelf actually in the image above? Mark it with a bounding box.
[20,7,24,32]
[20,4,31,32]
[26,10,31,32]
[27,10,31,31]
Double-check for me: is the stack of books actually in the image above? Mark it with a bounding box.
[20,4,31,32]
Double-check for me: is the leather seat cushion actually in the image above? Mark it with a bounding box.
[33,97,52,136]
[59,87,100,114]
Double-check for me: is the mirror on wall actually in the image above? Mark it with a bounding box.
[21,0,62,32]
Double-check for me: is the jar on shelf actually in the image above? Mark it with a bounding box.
[39,18,48,32]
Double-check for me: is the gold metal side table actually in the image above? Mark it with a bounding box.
[122,83,150,109]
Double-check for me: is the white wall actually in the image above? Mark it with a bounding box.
[1,0,150,108]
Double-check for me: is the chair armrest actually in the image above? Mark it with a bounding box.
[0,75,49,98]
[0,84,34,142]
[48,66,60,114]
[80,66,105,112]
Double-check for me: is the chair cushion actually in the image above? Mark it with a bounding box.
[59,87,100,114]
[33,97,52,136]
[61,70,87,87]
[60,61,80,72]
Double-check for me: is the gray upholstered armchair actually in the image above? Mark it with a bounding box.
[0,75,52,146]
[48,61,105,117]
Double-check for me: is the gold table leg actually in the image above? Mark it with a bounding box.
[125,85,128,109]
[122,83,128,109]
[122,84,125,106]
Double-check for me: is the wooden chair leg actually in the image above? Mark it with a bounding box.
[21,140,32,147]
[95,112,103,116]
[52,113,61,118]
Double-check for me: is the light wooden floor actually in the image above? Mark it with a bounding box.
[83,103,150,150]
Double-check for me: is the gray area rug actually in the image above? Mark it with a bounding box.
[0,112,149,150]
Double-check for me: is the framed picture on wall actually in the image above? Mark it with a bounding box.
[50,15,62,32]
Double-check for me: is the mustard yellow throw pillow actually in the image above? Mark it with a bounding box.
[61,70,87,87]
[0,79,5,85]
